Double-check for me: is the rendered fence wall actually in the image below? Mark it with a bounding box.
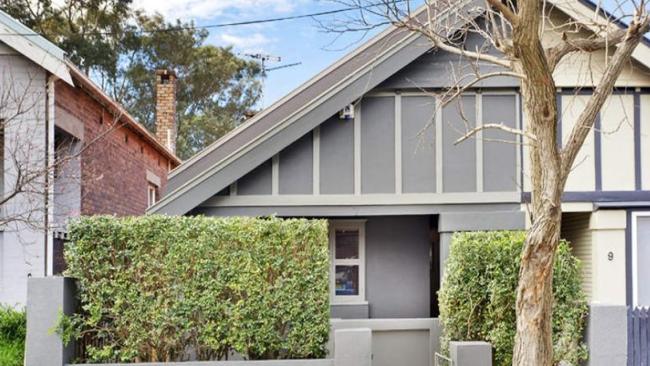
[330,318,440,366]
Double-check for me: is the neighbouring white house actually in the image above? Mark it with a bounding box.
[0,10,181,306]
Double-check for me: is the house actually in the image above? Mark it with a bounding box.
[150,0,650,330]
[0,10,181,306]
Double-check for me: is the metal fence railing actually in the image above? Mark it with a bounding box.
[629,306,650,366]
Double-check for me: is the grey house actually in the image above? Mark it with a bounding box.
[151,0,650,323]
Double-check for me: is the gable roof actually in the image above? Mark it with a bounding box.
[150,0,650,216]
[0,10,73,85]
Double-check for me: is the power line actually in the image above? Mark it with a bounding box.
[0,2,397,37]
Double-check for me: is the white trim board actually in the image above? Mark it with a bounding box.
[632,211,650,306]
[202,192,520,207]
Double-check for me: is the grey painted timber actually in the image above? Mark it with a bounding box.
[378,19,518,90]
[360,96,395,194]
[442,95,477,192]
[401,96,436,193]
[194,203,523,218]
[482,95,517,192]
[279,132,313,195]
[237,159,272,195]
[319,116,354,194]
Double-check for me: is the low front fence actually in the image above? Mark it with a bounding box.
[25,277,492,366]
[629,307,650,366]
[331,318,440,366]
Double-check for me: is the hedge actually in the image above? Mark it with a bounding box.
[438,231,588,366]
[0,306,26,366]
[63,215,330,363]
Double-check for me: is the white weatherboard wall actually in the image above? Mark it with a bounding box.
[562,94,595,192]
[0,43,49,306]
[600,94,635,191]
[562,212,593,300]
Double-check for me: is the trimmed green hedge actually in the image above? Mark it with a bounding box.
[438,231,588,366]
[0,306,26,366]
[64,215,330,363]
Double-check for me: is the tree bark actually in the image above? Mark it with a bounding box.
[511,1,563,365]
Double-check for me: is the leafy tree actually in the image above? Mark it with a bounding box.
[1,0,263,160]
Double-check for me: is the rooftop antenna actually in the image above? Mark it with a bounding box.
[242,53,301,73]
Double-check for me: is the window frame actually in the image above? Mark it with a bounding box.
[147,183,158,207]
[632,211,650,306]
[329,219,367,305]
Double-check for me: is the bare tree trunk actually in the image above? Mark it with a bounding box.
[512,82,563,366]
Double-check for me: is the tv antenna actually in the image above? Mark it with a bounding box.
[242,53,301,73]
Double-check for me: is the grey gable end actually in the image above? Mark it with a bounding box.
[149,0,484,216]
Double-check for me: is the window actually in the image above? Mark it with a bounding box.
[330,220,366,304]
[147,184,158,207]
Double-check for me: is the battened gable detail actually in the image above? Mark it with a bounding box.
[151,0,650,216]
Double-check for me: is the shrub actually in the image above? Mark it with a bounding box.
[0,306,26,366]
[64,215,330,363]
[438,231,588,366]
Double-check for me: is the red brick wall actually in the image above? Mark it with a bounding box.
[55,80,176,216]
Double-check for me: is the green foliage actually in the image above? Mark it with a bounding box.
[438,231,588,366]
[0,0,263,160]
[0,306,26,366]
[64,215,329,363]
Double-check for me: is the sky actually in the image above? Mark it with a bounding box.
[130,0,386,108]
[128,0,631,108]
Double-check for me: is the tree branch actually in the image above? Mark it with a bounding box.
[545,28,628,71]
[485,0,518,25]
[454,122,536,144]
[561,14,650,179]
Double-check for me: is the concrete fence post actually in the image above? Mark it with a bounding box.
[25,277,77,366]
[586,304,628,366]
[333,328,371,366]
[449,341,492,366]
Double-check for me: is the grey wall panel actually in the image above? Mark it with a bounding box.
[279,132,313,194]
[366,216,430,318]
[237,159,272,195]
[482,95,517,192]
[361,97,396,194]
[378,29,519,90]
[320,116,354,194]
[331,304,369,319]
[402,96,436,193]
[442,95,476,192]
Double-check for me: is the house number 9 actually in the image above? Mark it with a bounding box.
[608,252,614,261]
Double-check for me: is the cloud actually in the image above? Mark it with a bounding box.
[132,0,299,20]
[219,33,275,52]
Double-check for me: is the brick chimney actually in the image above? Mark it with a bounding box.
[155,69,177,153]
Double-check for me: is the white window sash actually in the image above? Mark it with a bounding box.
[330,220,366,305]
